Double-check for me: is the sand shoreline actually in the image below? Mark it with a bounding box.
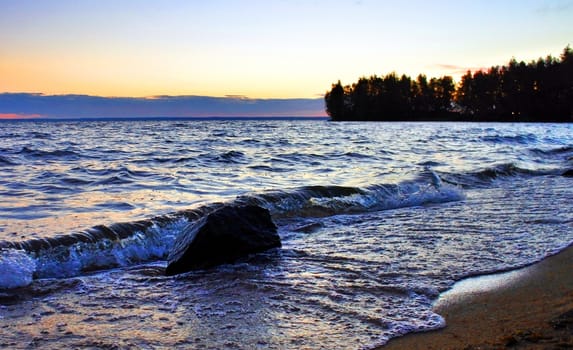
[382,245,573,349]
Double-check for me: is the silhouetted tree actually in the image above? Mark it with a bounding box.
[324,81,347,119]
[430,76,455,113]
[326,45,572,122]
[412,74,430,113]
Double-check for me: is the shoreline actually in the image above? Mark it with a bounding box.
[382,245,573,349]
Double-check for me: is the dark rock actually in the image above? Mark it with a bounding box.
[563,169,573,177]
[165,205,280,275]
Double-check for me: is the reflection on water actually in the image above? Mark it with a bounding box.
[1,120,572,348]
[2,173,572,348]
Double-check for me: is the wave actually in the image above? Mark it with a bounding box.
[71,166,160,187]
[528,146,573,160]
[16,146,81,160]
[247,164,292,173]
[234,175,462,218]
[0,175,464,289]
[274,152,326,166]
[438,162,556,188]
[0,155,18,166]
[0,249,35,289]
[26,131,53,140]
[481,133,538,145]
[77,165,153,178]
[0,205,221,288]
[214,150,248,164]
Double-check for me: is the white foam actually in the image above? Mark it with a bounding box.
[308,182,465,214]
[0,249,36,289]
[362,311,446,349]
[33,219,188,279]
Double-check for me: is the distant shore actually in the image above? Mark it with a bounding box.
[382,245,573,349]
[0,116,330,122]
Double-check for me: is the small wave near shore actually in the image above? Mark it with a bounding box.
[0,171,464,289]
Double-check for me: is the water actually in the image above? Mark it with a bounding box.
[0,120,572,349]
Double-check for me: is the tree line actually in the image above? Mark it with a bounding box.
[325,46,573,122]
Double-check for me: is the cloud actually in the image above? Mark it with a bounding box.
[432,64,489,76]
[434,64,466,71]
[0,93,327,119]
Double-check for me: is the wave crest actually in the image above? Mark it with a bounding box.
[439,163,553,188]
[0,176,464,288]
[235,177,464,218]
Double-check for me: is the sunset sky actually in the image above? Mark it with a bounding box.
[1,0,571,102]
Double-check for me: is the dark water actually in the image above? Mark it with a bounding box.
[0,120,572,348]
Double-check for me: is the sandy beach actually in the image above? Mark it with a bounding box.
[383,245,573,349]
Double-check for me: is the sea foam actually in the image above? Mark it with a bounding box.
[0,249,36,289]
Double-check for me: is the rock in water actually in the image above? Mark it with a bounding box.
[165,205,280,275]
[563,169,573,177]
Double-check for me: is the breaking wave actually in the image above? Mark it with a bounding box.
[0,174,464,289]
[235,172,462,218]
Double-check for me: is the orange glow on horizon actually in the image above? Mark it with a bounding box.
[0,113,42,120]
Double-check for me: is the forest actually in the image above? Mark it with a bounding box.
[325,46,573,122]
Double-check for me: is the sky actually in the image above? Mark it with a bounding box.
[0,0,572,118]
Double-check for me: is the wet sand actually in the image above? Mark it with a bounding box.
[383,245,573,349]
[2,247,573,349]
